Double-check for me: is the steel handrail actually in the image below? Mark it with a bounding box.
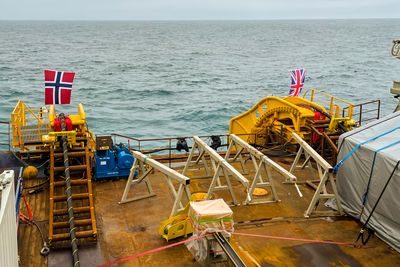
[303,88,354,118]
[342,99,380,126]
[110,132,257,152]
[0,121,10,151]
[11,101,51,149]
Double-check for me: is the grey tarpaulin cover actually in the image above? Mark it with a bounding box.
[336,112,400,252]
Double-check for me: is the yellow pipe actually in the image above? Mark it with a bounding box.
[334,104,340,117]
[329,97,334,116]
[348,105,353,119]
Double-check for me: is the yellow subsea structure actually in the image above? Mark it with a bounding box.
[229,89,356,146]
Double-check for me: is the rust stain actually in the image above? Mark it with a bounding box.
[292,243,361,267]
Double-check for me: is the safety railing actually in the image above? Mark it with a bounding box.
[303,88,354,119]
[0,121,10,151]
[342,100,380,126]
[11,100,50,149]
[111,127,289,154]
[111,133,258,152]
[110,133,264,168]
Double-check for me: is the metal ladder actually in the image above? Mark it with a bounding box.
[48,137,97,249]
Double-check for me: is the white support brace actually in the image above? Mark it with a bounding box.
[290,133,343,217]
[227,134,297,204]
[181,140,211,179]
[182,136,249,205]
[120,151,191,217]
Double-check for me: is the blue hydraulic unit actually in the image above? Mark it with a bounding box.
[94,136,134,181]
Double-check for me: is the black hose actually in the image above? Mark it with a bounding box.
[20,218,50,256]
[23,178,49,190]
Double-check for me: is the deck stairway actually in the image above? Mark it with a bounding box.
[48,138,97,247]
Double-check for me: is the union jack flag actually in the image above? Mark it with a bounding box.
[44,69,75,105]
[289,68,305,96]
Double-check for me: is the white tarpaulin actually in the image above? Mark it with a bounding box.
[186,199,234,266]
[336,112,400,252]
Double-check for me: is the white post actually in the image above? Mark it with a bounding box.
[183,136,249,205]
[120,151,191,217]
[290,133,343,217]
[228,134,297,204]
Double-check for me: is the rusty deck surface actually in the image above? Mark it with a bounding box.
[17,155,400,267]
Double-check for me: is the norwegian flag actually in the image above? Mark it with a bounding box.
[44,69,75,105]
[289,68,306,96]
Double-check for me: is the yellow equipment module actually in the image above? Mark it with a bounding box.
[11,100,95,152]
[229,89,356,146]
[159,193,207,241]
[159,214,193,242]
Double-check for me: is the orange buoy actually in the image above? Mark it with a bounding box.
[22,166,38,179]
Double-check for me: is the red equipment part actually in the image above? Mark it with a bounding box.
[54,116,73,131]
[311,111,326,144]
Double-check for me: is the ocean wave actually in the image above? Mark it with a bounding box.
[0,20,398,137]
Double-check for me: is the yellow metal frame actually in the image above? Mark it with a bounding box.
[229,96,327,142]
[11,100,50,149]
[159,215,193,241]
[303,88,354,119]
[159,193,207,241]
[42,130,78,146]
[49,103,87,133]
[11,100,89,151]
[229,89,355,145]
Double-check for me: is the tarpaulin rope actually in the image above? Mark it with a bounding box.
[96,234,209,267]
[337,112,400,153]
[356,160,400,246]
[97,231,359,267]
[333,126,400,173]
[360,140,400,219]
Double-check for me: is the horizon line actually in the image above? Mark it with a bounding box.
[1,17,400,22]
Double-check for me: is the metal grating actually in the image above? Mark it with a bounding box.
[21,124,50,144]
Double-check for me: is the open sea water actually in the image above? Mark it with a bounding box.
[0,20,400,141]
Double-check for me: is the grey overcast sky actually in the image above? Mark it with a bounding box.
[0,0,398,20]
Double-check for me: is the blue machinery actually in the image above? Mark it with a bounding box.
[94,136,134,181]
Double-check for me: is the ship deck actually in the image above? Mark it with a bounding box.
[17,153,400,267]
